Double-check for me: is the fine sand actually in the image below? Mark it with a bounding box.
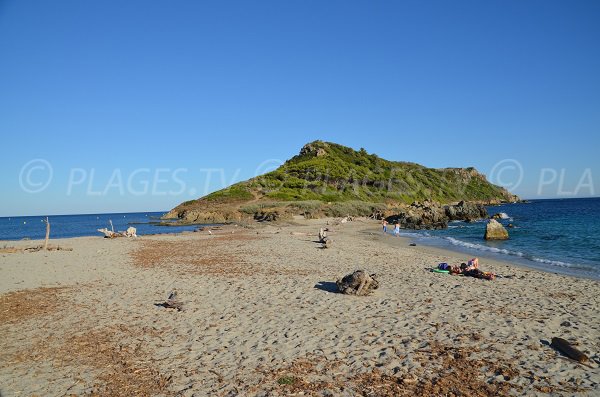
[0,218,599,397]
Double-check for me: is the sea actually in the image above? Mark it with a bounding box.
[1,198,599,279]
[0,212,201,241]
[391,197,600,280]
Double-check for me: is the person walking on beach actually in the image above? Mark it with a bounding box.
[382,219,388,233]
[394,222,400,236]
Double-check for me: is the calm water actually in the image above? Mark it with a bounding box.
[392,198,600,279]
[0,212,202,241]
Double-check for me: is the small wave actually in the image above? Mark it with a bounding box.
[397,231,422,238]
[444,237,524,256]
[442,237,591,271]
[530,256,580,268]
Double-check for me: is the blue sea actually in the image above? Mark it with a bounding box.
[0,212,202,241]
[391,197,600,280]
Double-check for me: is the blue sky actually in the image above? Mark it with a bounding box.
[1,0,599,216]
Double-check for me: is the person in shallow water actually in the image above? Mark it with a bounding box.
[394,222,400,236]
[382,219,388,233]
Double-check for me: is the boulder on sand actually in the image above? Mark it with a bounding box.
[484,219,509,240]
[336,270,379,296]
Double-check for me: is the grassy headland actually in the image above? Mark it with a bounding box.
[164,141,519,224]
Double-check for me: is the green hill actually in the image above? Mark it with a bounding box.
[164,141,519,223]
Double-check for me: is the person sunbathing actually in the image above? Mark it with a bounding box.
[460,258,479,272]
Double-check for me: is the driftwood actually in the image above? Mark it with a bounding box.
[97,228,124,238]
[155,291,183,311]
[0,245,73,254]
[97,226,137,238]
[44,217,50,250]
[336,270,379,296]
[318,228,332,248]
[551,337,590,364]
[318,228,328,243]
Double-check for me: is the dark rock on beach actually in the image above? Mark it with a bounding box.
[336,270,379,296]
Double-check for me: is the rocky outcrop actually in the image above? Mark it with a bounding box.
[299,141,329,157]
[254,209,291,222]
[168,207,246,224]
[391,201,448,229]
[445,201,488,222]
[484,219,509,240]
[386,201,489,230]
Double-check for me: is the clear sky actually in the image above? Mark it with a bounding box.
[1,0,599,216]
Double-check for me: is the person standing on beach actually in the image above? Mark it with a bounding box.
[394,222,400,236]
[382,219,388,233]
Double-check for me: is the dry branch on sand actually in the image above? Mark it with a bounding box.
[0,245,73,254]
[97,226,137,238]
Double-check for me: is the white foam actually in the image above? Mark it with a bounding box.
[530,257,577,268]
[442,237,584,269]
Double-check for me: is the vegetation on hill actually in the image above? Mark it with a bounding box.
[164,141,518,223]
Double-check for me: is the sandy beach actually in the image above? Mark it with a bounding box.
[1,218,599,396]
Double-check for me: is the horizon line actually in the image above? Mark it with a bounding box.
[2,196,599,218]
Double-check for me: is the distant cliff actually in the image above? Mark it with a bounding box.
[164,141,519,223]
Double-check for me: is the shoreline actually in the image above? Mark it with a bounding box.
[3,216,596,282]
[364,227,600,281]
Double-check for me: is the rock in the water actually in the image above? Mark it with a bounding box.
[484,219,509,240]
[491,212,509,220]
[336,270,379,296]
